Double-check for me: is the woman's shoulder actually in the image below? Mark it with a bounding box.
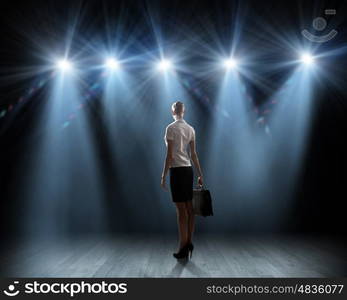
[166,121,177,129]
[185,122,195,131]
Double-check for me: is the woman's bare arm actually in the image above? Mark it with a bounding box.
[161,140,174,179]
[189,140,203,185]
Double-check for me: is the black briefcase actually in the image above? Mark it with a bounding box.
[192,186,213,217]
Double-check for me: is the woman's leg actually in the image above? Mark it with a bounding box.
[185,201,195,244]
[174,202,189,250]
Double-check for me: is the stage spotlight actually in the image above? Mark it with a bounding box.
[300,53,314,65]
[56,59,72,71]
[223,58,238,70]
[157,59,172,71]
[105,58,120,70]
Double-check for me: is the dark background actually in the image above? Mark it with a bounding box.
[0,0,346,244]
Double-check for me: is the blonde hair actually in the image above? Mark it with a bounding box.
[171,101,185,116]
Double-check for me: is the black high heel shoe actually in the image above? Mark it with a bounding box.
[173,245,189,259]
[187,242,194,258]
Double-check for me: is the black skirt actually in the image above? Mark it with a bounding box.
[169,166,194,202]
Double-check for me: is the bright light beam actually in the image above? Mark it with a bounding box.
[205,69,255,230]
[20,66,107,238]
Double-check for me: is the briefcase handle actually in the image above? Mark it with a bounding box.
[195,184,205,190]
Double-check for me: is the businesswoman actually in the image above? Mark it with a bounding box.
[161,101,203,259]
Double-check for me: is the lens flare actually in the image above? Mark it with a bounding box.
[300,53,314,65]
[105,58,120,70]
[157,59,172,71]
[56,59,73,71]
[223,58,238,69]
